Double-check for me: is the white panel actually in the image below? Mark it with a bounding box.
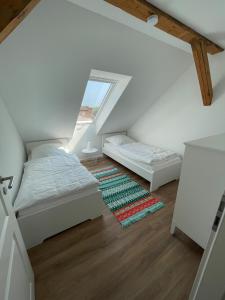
[0,197,7,238]
[0,190,34,300]
[190,198,225,300]
[5,237,31,300]
[172,143,225,248]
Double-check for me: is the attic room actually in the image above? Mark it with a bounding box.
[0,0,225,299]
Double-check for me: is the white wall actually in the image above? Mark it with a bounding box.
[0,95,25,203]
[67,123,102,160]
[0,0,191,142]
[129,52,225,155]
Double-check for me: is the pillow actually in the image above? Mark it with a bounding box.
[106,135,135,145]
[30,143,78,160]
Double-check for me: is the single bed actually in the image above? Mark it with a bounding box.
[14,140,103,249]
[102,133,182,192]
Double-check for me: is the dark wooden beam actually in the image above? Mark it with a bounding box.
[191,39,213,106]
[105,0,224,55]
[0,0,41,44]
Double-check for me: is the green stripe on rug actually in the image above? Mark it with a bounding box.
[103,185,146,204]
[99,175,131,190]
[93,166,164,228]
[102,181,140,198]
[107,190,150,211]
[94,168,119,179]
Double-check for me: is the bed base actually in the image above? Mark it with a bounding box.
[103,148,181,192]
[17,190,103,249]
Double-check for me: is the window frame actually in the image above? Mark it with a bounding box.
[89,76,117,121]
[77,76,117,124]
[76,69,132,131]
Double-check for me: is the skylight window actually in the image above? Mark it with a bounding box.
[77,79,113,123]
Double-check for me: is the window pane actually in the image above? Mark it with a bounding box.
[77,80,112,122]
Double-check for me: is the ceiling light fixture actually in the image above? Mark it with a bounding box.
[146,14,158,26]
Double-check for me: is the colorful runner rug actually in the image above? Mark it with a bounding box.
[92,166,165,228]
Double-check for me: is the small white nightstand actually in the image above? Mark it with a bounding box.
[82,147,98,161]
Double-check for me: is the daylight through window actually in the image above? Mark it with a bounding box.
[77,79,113,122]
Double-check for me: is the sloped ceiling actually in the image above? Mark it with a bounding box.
[0,0,191,141]
[69,0,225,53]
[147,0,225,49]
[68,0,189,53]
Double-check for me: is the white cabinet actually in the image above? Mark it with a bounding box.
[171,133,225,249]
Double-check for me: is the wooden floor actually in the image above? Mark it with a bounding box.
[28,157,203,300]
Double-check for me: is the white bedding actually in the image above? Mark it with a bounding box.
[103,143,181,170]
[17,185,98,217]
[14,154,98,213]
[117,142,179,165]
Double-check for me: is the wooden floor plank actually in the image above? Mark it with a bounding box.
[28,156,202,300]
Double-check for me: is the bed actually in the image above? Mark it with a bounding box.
[14,140,103,249]
[102,132,182,192]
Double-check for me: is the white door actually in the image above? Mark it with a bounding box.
[0,178,34,300]
[190,193,225,300]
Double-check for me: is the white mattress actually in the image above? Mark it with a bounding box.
[14,154,99,217]
[103,143,181,171]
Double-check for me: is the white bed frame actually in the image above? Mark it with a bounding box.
[17,190,103,249]
[102,132,182,192]
[15,139,103,249]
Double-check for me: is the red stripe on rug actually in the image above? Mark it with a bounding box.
[92,166,115,174]
[114,195,156,215]
[114,198,160,222]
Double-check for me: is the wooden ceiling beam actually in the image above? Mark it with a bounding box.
[106,0,224,105]
[191,39,213,106]
[105,0,224,55]
[0,0,41,44]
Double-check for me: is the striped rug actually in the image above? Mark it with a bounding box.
[92,166,165,227]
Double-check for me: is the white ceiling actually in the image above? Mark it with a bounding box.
[147,0,225,48]
[69,0,225,53]
[0,0,191,141]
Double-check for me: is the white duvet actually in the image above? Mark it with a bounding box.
[118,142,178,165]
[14,154,98,212]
